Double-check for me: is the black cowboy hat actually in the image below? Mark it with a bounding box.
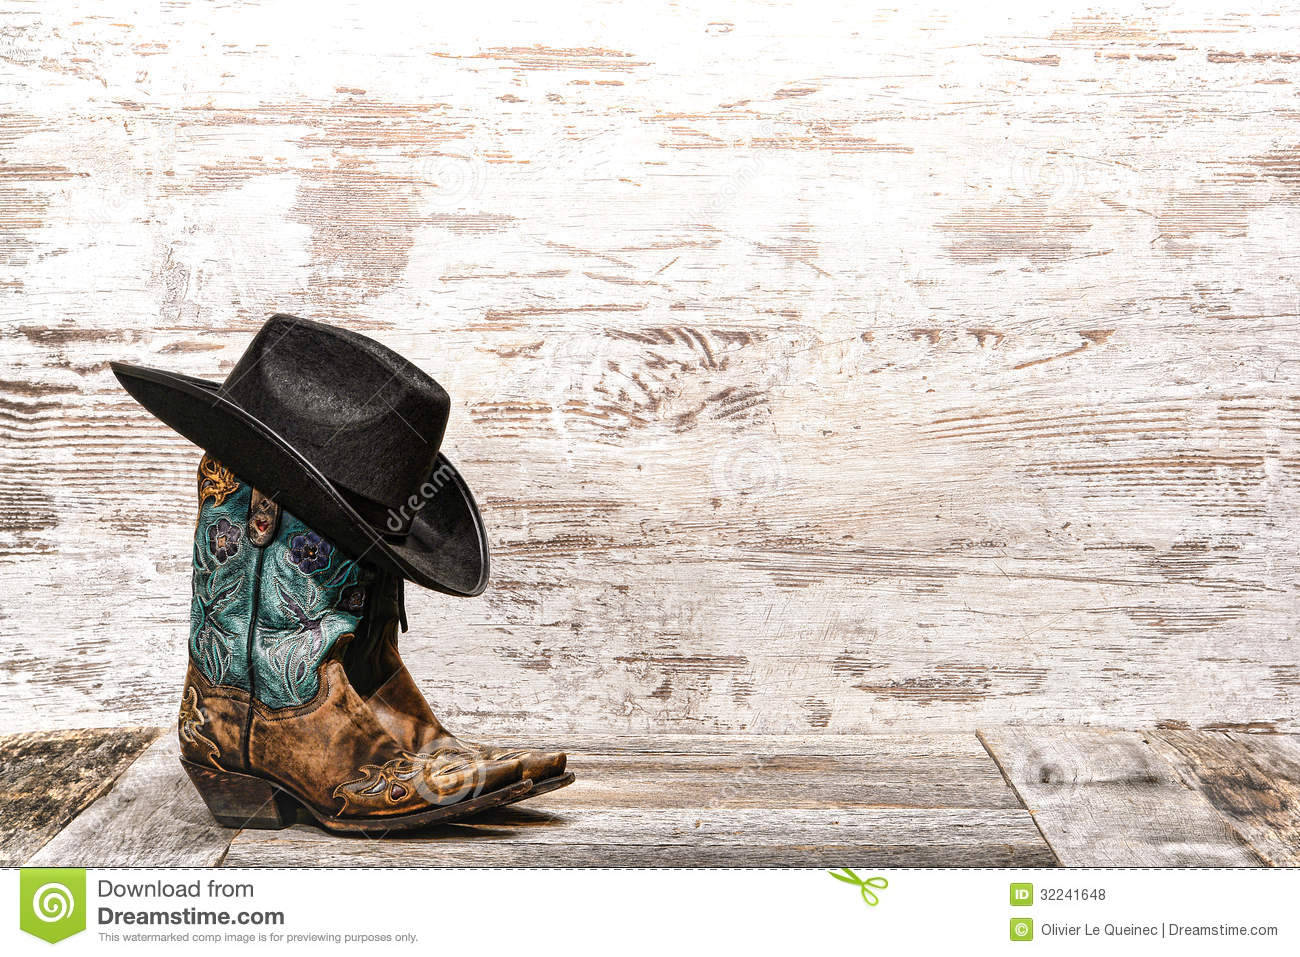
[111,314,489,596]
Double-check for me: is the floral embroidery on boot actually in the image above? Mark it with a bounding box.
[332,748,522,816]
[288,531,333,574]
[207,517,243,564]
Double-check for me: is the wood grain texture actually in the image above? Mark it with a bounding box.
[224,808,1054,867]
[979,727,1263,866]
[1150,730,1300,866]
[0,726,159,865]
[12,731,1050,866]
[26,734,237,867]
[465,732,1027,809]
[2,2,1299,734]
[223,733,1054,866]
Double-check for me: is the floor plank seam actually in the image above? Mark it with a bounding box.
[974,729,1063,867]
[4,726,163,866]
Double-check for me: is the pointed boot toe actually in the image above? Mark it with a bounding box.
[474,744,567,783]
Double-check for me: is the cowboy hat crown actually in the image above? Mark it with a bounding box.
[111,314,489,596]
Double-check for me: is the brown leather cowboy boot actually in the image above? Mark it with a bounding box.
[179,455,571,834]
[349,570,570,796]
[112,315,575,835]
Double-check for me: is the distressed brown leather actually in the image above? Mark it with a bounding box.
[181,618,561,821]
[352,575,567,785]
[183,618,555,821]
[179,664,249,770]
[367,647,568,784]
[246,657,526,818]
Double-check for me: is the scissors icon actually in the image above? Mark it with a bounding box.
[828,868,888,906]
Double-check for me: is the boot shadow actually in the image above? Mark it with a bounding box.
[284,803,570,840]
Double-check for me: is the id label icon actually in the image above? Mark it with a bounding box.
[1010,882,1033,906]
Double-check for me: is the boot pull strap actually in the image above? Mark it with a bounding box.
[397,576,409,633]
[246,489,281,547]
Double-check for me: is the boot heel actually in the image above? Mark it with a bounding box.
[180,759,299,829]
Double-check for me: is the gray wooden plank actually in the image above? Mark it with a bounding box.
[483,733,1011,757]
[17,732,1045,867]
[518,737,1023,809]
[979,728,1263,866]
[538,775,1015,810]
[26,734,236,867]
[224,806,1054,867]
[1150,731,1300,866]
[0,727,160,866]
[222,732,1051,866]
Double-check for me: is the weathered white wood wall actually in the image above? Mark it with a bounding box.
[2,1,1298,735]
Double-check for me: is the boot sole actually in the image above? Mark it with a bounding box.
[182,758,540,836]
[505,771,575,805]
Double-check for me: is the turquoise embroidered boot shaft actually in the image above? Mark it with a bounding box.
[180,455,572,835]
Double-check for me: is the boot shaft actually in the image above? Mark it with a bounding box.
[190,455,368,709]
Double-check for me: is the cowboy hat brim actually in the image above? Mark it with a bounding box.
[110,361,490,597]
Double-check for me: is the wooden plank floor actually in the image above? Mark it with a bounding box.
[3,728,1298,867]
[979,729,1264,866]
[1148,731,1300,867]
[225,735,1049,867]
[0,727,159,866]
[28,736,237,868]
